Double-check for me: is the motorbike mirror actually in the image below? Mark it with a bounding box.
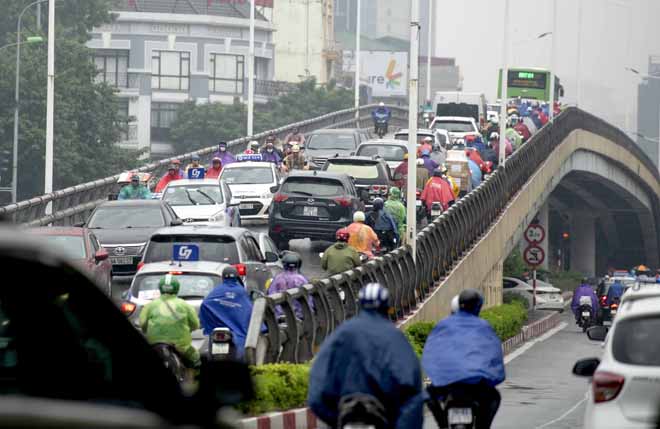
[572,357,600,377]
[195,359,254,410]
[586,326,608,342]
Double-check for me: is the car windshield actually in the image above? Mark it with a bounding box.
[394,133,435,145]
[325,162,380,179]
[88,206,165,228]
[221,167,274,185]
[281,177,345,196]
[40,235,86,259]
[143,235,240,264]
[133,274,219,299]
[357,145,406,161]
[612,316,660,366]
[433,121,476,133]
[162,185,223,206]
[307,134,356,151]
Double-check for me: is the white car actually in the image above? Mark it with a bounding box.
[430,116,481,141]
[160,179,240,226]
[220,161,281,221]
[575,284,660,428]
[503,276,564,311]
[355,139,408,173]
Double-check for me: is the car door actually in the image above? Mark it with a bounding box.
[258,233,283,277]
[239,234,270,290]
[222,181,239,227]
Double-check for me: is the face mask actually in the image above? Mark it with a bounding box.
[267,148,273,153]
[220,147,226,152]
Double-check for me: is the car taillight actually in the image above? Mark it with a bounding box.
[137,261,145,271]
[212,330,233,343]
[233,263,247,276]
[273,193,288,202]
[610,303,618,310]
[593,371,624,403]
[370,185,384,193]
[120,301,137,316]
[600,295,607,306]
[334,197,352,207]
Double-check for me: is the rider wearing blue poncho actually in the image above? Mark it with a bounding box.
[422,289,505,428]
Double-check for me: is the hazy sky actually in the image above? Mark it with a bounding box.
[433,0,660,132]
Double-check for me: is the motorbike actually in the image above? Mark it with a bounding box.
[577,304,593,332]
[207,327,236,361]
[426,385,480,429]
[609,302,619,319]
[374,116,389,138]
[337,393,388,429]
[374,229,398,254]
[152,343,187,383]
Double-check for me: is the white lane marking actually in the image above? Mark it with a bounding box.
[504,322,568,364]
[534,391,589,429]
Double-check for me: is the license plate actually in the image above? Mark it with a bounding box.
[240,203,254,210]
[110,256,133,265]
[611,310,617,316]
[431,210,442,216]
[212,342,230,355]
[448,408,473,424]
[415,200,422,207]
[582,311,590,317]
[303,206,318,217]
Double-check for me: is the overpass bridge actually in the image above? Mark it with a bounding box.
[2,106,658,366]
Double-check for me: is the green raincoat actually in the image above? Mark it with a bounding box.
[384,187,407,241]
[118,184,151,200]
[321,242,362,275]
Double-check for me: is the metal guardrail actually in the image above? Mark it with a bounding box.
[244,107,660,365]
[0,104,408,226]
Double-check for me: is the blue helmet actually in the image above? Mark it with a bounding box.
[359,283,391,314]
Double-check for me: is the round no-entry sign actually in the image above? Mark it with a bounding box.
[524,223,546,244]
[524,245,545,267]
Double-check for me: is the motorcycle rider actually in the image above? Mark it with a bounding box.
[309,283,423,429]
[571,279,599,323]
[205,157,223,179]
[393,153,409,189]
[199,266,253,360]
[155,164,182,193]
[346,211,380,259]
[213,141,236,166]
[366,198,399,252]
[260,141,282,165]
[421,167,455,213]
[283,144,307,171]
[419,136,433,155]
[118,174,151,200]
[384,187,407,242]
[185,154,203,177]
[268,252,311,319]
[284,127,305,148]
[244,140,260,155]
[371,102,392,135]
[139,274,201,368]
[321,228,362,276]
[606,279,624,306]
[420,149,439,175]
[415,158,430,190]
[422,289,504,429]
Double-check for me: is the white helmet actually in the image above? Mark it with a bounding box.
[490,117,499,125]
[353,211,366,223]
[450,295,459,314]
[249,140,259,148]
[379,102,385,107]
[489,132,499,141]
[416,159,425,166]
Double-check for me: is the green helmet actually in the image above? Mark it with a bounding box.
[389,187,401,199]
[159,274,180,295]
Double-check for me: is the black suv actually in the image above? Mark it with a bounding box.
[321,156,393,206]
[268,171,361,250]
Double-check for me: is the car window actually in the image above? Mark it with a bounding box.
[503,280,518,289]
[357,145,407,161]
[307,134,357,151]
[143,235,240,264]
[262,236,279,255]
[281,177,345,196]
[162,185,224,206]
[133,274,219,299]
[40,235,87,259]
[221,167,274,185]
[242,236,263,261]
[325,162,380,179]
[433,121,476,133]
[612,316,660,366]
[88,206,165,229]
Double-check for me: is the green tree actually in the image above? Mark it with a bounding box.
[503,247,528,278]
[0,0,141,201]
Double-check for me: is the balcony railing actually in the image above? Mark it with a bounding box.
[95,72,140,89]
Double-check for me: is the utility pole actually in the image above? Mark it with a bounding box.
[549,0,557,121]
[247,0,255,137]
[425,0,433,103]
[575,0,582,107]
[406,0,420,260]
[354,0,361,124]
[44,0,55,211]
[498,0,510,167]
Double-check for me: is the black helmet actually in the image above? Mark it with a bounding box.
[372,197,384,211]
[458,288,483,316]
[282,252,302,271]
[223,266,239,280]
[433,167,444,177]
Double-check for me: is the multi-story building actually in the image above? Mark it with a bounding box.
[88,0,275,158]
[636,55,660,168]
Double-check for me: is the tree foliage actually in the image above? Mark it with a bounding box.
[0,0,141,202]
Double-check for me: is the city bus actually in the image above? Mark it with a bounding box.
[497,68,564,102]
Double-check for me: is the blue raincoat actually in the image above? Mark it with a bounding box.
[260,149,281,165]
[308,310,424,428]
[199,278,253,359]
[467,159,482,189]
[422,155,439,175]
[606,280,624,305]
[422,311,505,388]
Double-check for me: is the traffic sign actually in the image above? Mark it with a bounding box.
[523,245,545,267]
[524,223,546,244]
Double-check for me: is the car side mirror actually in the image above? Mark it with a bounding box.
[572,358,600,377]
[587,326,608,342]
[95,249,109,262]
[195,359,254,410]
[270,185,279,194]
[264,251,279,263]
[170,219,183,226]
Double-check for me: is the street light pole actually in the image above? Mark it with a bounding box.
[247,0,255,137]
[498,0,510,167]
[549,0,557,121]
[425,0,432,103]
[44,0,55,209]
[354,0,361,124]
[406,0,420,261]
[575,0,582,107]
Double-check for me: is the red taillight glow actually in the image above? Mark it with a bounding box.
[334,197,352,207]
[137,261,145,271]
[120,301,137,316]
[593,371,624,403]
[168,271,183,275]
[610,303,618,310]
[600,295,607,306]
[273,193,288,202]
[212,330,233,342]
[233,263,247,276]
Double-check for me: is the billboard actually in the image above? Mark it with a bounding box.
[361,51,408,97]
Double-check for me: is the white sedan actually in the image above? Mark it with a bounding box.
[160,179,241,226]
[503,276,564,311]
[219,161,281,222]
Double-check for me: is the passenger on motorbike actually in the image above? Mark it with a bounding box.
[205,157,223,179]
[393,153,409,189]
[284,127,305,148]
[184,154,203,176]
[415,159,430,191]
[346,211,380,259]
[419,137,433,155]
[420,149,439,175]
[309,283,423,429]
[139,274,201,368]
[571,279,599,323]
[422,289,504,429]
[384,187,407,242]
[421,167,455,213]
[245,140,260,155]
[118,174,151,200]
[366,198,399,252]
[268,253,311,319]
[155,164,183,193]
[199,266,253,360]
[321,228,362,276]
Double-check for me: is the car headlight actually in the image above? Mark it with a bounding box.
[209,212,227,223]
[261,192,272,199]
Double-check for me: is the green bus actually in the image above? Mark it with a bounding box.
[497,68,564,102]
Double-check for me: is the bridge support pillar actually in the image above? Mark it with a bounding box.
[570,212,596,276]
[482,257,503,308]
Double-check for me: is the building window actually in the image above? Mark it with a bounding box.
[95,50,129,87]
[209,53,244,93]
[151,102,179,141]
[151,50,190,90]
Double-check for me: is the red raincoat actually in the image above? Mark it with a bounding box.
[393,161,408,189]
[420,177,455,211]
[513,123,531,141]
[155,171,182,192]
[205,165,223,179]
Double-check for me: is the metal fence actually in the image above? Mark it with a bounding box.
[0,104,408,227]
[244,107,660,365]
